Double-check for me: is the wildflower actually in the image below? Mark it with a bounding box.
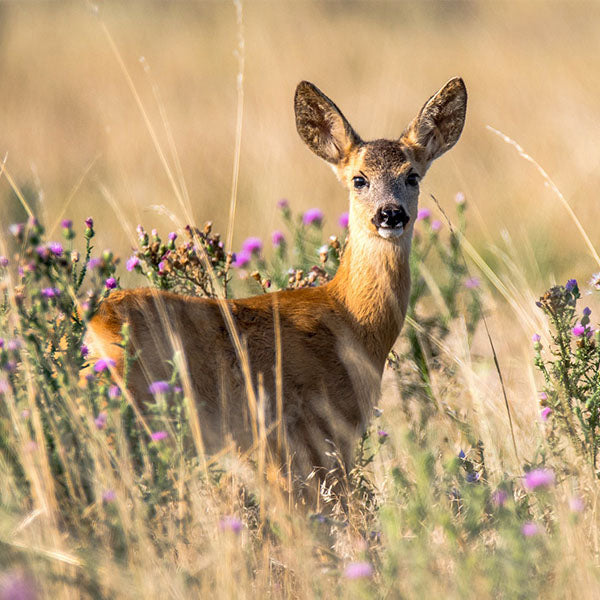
[48,242,63,256]
[492,489,508,507]
[276,198,289,210]
[9,223,25,237]
[6,339,21,352]
[233,249,251,268]
[565,279,577,292]
[343,562,373,580]
[532,334,541,343]
[157,261,167,274]
[242,237,263,255]
[108,385,121,399]
[0,256,8,267]
[271,230,285,247]
[377,429,388,438]
[41,288,60,299]
[540,406,552,421]
[94,412,108,430]
[521,521,540,537]
[94,358,116,373]
[465,277,480,289]
[431,219,442,232]
[81,344,89,358]
[466,471,480,483]
[0,569,37,600]
[455,192,466,205]
[539,392,548,402]
[87,258,101,270]
[219,515,242,534]
[102,489,116,502]
[105,277,117,290]
[35,246,50,261]
[589,272,600,291]
[569,496,584,513]
[583,307,592,317]
[61,219,73,229]
[417,208,431,221]
[303,208,324,226]
[524,468,555,490]
[150,430,168,442]
[572,324,586,337]
[458,449,466,459]
[168,231,177,242]
[85,217,94,229]
[126,256,140,271]
[148,380,170,395]
[338,212,349,228]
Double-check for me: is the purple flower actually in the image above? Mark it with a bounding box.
[126,256,140,271]
[569,496,584,513]
[338,212,349,228]
[458,449,466,459]
[271,230,285,247]
[417,208,431,221]
[94,412,108,430]
[102,489,116,502]
[583,307,592,317]
[455,192,466,205]
[150,430,168,442]
[242,237,263,255]
[219,515,243,534]
[303,208,324,226]
[466,471,480,483]
[521,521,540,537]
[343,562,373,580]
[157,261,167,274]
[94,358,116,373]
[233,249,251,268]
[48,242,63,257]
[0,569,37,600]
[565,279,577,292]
[431,219,442,232]
[540,406,552,421]
[168,231,177,241]
[377,429,388,438]
[61,219,73,229]
[105,277,117,290]
[524,468,555,490]
[492,489,508,507]
[41,287,60,299]
[532,334,541,343]
[0,256,8,267]
[7,339,21,352]
[465,277,480,289]
[276,198,289,210]
[35,246,50,261]
[148,380,170,395]
[9,223,25,237]
[85,217,94,229]
[87,258,101,270]
[81,344,89,359]
[108,385,121,399]
[539,392,548,401]
[572,324,586,337]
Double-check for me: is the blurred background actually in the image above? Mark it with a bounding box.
[1,1,599,316]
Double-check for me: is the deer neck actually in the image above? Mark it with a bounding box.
[328,225,413,368]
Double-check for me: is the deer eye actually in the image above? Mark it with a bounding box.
[352,176,368,190]
[406,172,420,187]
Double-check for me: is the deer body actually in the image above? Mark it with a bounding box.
[88,78,467,484]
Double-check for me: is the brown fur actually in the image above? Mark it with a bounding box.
[87,77,467,491]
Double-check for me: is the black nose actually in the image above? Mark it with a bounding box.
[374,206,410,229]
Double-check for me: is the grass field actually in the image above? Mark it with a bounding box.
[2,1,600,598]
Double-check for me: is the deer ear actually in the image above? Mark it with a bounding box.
[401,77,467,167]
[295,81,361,165]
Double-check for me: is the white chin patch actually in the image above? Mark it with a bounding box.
[377,225,404,239]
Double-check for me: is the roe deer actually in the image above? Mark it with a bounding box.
[88,77,467,491]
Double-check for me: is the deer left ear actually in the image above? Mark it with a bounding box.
[401,77,467,167]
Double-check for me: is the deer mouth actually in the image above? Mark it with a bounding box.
[373,206,410,239]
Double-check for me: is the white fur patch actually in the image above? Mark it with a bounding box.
[377,225,404,239]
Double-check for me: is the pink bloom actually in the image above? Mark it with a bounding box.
[48,242,63,256]
[0,256,8,267]
[271,230,285,247]
[377,429,388,438]
[61,219,73,229]
[569,496,584,513]
[338,212,349,228]
[343,562,373,580]
[168,232,177,242]
[540,406,552,421]
[539,392,548,401]
[94,358,116,373]
[0,569,37,600]
[492,490,508,507]
[303,208,324,226]
[126,256,140,271]
[524,468,555,490]
[572,324,586,337]
[455,192,466,205]
[532,334,541,343]
[81,344,89,358]
[108,385,121,399]
[219,515,243,534]
[150,430,168,442]
[276,198,289,210]
[430,219,442,232]
[465,277,480,289]
[102,489,116,502]
[233,249,251,268]
[417,208,431,221]
[87,258,101,270]
[85,217,94,228]
[521,521,540,537]
[148,381,170,395]
[242,237,263,255]
[105,277,117,290]
[94,412,108,430]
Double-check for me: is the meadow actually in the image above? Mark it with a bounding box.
[2,1,600,598]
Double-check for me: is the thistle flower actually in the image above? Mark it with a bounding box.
[377,429,388,439]
[465,277,480,289]
[271,230,285,247]
[455,192,466,205]
[108,385,121,399]
[219,515,243,534]
[532,334,541,343]
[242,237,263,255]
[148,380,171,395]
[0,569,37,600]
[87,258,101,270]
[276,198,289,210]
[417,208,431,221]
[233,249,251,268]
[524,468,555,490]
[540,407,552,421]
[61,219,73,229]
[48,242,63,256]
[572,324,586,337]
[94,412,108,430]
[431,219,442,232]
[565,279,577,292]
[150,430,168,442]
[94,358,116,373]
[521,521,540,537]
[126,256,139,271]
[85,217,94,229]
[41,288,60,299]
[492,489,508,507]
[105,277,117,290]
[303,208,324,226]
[338,212,349,228]
[81,344,89,358]
[102,489,116,502]
[0,256,8,267]
[583,306,592,317]
[343,562,373,580]
[168,231,177,241]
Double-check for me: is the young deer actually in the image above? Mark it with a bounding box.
[88,78,467,490]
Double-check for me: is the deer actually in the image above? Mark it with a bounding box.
[87,77,467,497]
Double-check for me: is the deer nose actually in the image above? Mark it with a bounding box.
[375,206,410,229]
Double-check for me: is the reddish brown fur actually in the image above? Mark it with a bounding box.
[88,78,467,491]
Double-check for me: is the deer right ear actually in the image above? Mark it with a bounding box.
[294,81,361,165]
